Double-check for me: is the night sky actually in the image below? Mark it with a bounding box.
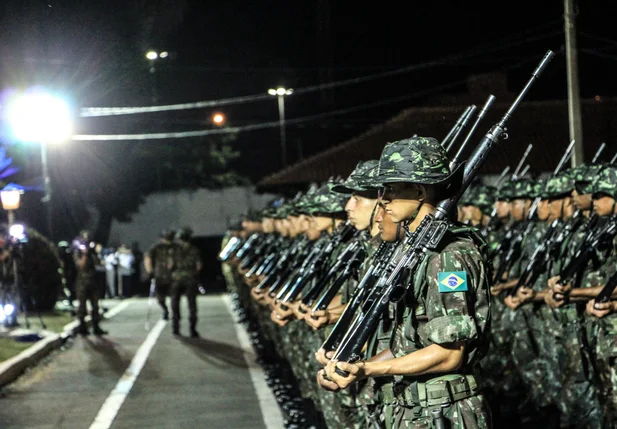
[0,0,616,239]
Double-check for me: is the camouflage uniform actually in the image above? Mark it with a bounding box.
[73,234,105,334]
[170,228,202,336]
[146,233,177,318]
[375,137,492,429]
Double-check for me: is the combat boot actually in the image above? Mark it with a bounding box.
[172,322,180,336]
[162,309,169,320]
[92,323,108,336]
[189,328,200,338]
[76,321,89,336]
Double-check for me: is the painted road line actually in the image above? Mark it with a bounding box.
[88,319,167,429]
[222,294,285,429]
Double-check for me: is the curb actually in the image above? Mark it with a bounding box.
[0,301,127,389]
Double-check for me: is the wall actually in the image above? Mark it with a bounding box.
[108,186,278,251]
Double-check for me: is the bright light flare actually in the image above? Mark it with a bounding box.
[146,51,158,60]
[9,224,25,240]
[212,113,225,125]
[6,93,72,143]
[4,304,14,316]
[159,51,169,58]
[269,87,293,96]
[268,89,277,95]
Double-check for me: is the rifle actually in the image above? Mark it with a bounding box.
[234,232,260,260]
[519,164,530,178]
[494,140,575,284]
[451,95,496,169]
[445,105,477,154]
[592,142,606,164]
[593,269,617,304]
[321,241,394,352]
[611,152,617,164]
[556,215,616,289]
[218,236,242,261]
[331,51,554,374]
[443,105,474,152]
[254,235,309,292]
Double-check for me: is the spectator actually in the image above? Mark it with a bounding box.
[103,246,118,298]
[115,244,135,298]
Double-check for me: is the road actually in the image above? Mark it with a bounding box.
[0,295,284,429]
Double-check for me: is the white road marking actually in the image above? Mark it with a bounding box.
[88,319,167,429]
[221,294,285,429]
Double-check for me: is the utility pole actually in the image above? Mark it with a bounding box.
[564,0,584,167]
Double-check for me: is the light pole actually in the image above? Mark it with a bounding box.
[6,91,72,240]
[0,187,21,227]
[146,50,168,104]
[268,87,293,168]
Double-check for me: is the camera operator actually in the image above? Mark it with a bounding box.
[0,226,17,327]
[72,230,107,336]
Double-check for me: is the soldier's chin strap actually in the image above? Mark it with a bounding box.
[402,201,424,237]
[369,202,378,230]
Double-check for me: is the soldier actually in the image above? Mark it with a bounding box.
[73,229,107,336]
[144,228,176,320]
[323,137,492,429]
[170,227,202,337]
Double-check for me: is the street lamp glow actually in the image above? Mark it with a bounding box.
[268,89,277,95]
[159,51,169,58]
[146,51,158,60]
[212,113,225,125]
[6,93,72,144]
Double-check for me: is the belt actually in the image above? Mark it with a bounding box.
[393,374,478,408]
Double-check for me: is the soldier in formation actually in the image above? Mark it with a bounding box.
[220,133,617,429]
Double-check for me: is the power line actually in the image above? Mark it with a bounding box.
[80,23,562,118]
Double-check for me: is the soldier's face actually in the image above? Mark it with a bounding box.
[511,199,530,221]
[262,218,275,233]
[572,189,592,210]
[593,194,617,216]
[374,204,399,242]
[495,201,510,218]
[310,216,333,233]
[345,195,377,231]
[537,199,550,221]
[380,183,424,223]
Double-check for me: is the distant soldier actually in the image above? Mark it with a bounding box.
[170,227,202,337]
[144,229,177,320]
[73,230,107,336]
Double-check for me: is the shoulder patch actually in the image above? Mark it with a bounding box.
[437,271,468,293]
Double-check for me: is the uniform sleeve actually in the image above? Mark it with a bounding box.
[423,245,483,345]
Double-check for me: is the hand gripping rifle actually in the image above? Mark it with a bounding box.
[278,222,356,308]
[593,269,617,304]
[331,51,555,375]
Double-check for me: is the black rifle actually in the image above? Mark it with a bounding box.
[443,105,473,151]
[445,105,477,154]
[218,236,242,261]
[594,269,617,304]
[255,235,310,292]
[331,50,554,375]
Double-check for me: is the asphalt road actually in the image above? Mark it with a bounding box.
[0,295,283,429]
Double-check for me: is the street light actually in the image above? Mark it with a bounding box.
[0,187,21,227]
[146,50,168,103]
[212,113,226,126]
[5,90,72,239]
[268,87,293,168]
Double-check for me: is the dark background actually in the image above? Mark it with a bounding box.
[0,0,616,243]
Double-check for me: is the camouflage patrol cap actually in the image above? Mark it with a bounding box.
[542,171,575,199]
[331,160,379,194]
[376,137,452,185]
[176,226,193,241]
[243,208,263,222]
[574,163,607,195]
[510,178,538,200]
[591,165,617,199]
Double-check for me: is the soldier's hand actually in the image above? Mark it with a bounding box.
[250,287,267,304]
[316,369,341,392]
[305,310,329,330]
[293,302,309,320]
[314,347,334,366]
[504,295,522,310]
[270,310,290,327]
[586,299,616,319]
[324,359,365,389]
[490,284,503,296]
[273,301,294,319]
[552,282,572,300]
[544,289,567,308]
[547,275,561,290]
[517,287,535,303]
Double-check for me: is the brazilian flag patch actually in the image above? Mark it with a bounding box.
[438,271,468,293]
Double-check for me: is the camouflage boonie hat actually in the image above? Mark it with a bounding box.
[496,180,515,201]
[510,178,538,200]
[542,171,575,199]
[331,160,379,194]
[243,208,263,222]
[574,163,607,195]
[376,136,452,185]
[304,184,347,215]
[474,184,497,215]
[460,183,481,207]
[591,165,617,199]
